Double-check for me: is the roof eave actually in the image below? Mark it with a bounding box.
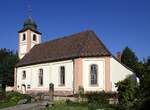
[15,55,111,68]
[18,28,42,35]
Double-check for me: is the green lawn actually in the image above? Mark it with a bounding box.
[44,101,116,110]
[45,103,88,110]
[0,91,31,109]
[0,100,17,109]
[44,100,87,110]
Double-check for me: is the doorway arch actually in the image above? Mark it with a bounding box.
[21,84,26,94]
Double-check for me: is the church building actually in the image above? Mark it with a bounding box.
[14,17,135,95]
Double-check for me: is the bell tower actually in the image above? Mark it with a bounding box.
[18,17,42,59]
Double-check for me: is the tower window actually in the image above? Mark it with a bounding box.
[22,34,26,41]
[33,34,37,41]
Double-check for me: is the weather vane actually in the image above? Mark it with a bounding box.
[27,0,32,18]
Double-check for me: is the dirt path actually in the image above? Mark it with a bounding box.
[0,102,45,110]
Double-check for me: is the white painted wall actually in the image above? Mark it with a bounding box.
[6,86,14,92]
[17,67,32,91]
[50,60,73,91]
[19,32,28,59]
[110,57,134,91]
[16,57,135,93]
[16,60,73,92]
[20,45,27,55]
[82,58,105,92]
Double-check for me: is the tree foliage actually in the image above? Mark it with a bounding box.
[0,48,18,85]
[115,75,138,110]
[137,57,150,110]
[121,47,141,77]
[121,47,138,68]
[118,47,150,110]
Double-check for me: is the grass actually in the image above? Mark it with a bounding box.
[0,91,117,110]
[0,100,17,109]
[45,103,88,110]
[45,101,88,110]
[0,91,31,109]
[44,100,116,110]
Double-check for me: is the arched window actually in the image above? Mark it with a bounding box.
[33,34,37,41]
[38,69,43,86]
[60,66,65,85]
[22,34,26,41]
[90,64,98,85]
[22,71,26,80]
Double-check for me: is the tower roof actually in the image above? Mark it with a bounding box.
[18,17,41,34]
[23,17,37,30]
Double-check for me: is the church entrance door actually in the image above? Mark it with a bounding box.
[21,84,26,94]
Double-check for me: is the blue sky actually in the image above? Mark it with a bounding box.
[0,0,149,60]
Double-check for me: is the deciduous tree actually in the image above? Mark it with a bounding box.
[0,48,18,99]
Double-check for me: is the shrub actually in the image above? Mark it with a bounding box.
[115,75,138,110]
[66,99,73,105]
[138,97,150,110]
[6,91,32,103]
[105,92,118,99]
[36,92,45,101]
[88,103,116,110]
[54,100,66,105]
[84,91,109,104]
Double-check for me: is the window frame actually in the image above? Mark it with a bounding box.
[38,69,43,86]
[22,70,26,80]
[89,64,98,86]
[33,34,37,41]
[27,84,31,89]
[22,33,26,41]
[59,66,65,86]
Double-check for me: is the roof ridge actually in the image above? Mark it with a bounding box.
[37,30,93,46]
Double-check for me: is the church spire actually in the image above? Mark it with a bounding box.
[19,0,38,32]
[27,0,32,18]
